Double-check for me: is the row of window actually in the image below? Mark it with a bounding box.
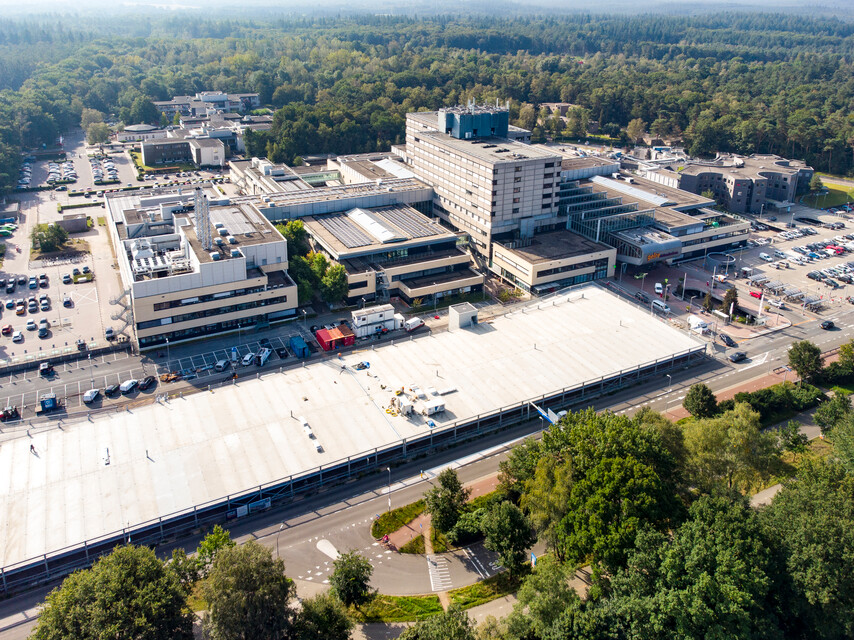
[537,257,610,278]
[138,295,288,329]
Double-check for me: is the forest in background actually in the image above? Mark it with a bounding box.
[0,12,852,195]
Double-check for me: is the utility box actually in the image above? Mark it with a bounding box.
[448,302,478,331]
[422,398,445,416]
[289,335,310,358]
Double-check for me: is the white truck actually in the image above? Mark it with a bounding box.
[405,317,424,332]
[255,347,272,367]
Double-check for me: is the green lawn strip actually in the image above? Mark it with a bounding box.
[96,217,107,226]
[466,489,504,512]
[349,594,443,623]
[399,534,425,554]
[371,499,425,538]
[803,183,854,209]
[448,571,522,610]
[430,527,448,553]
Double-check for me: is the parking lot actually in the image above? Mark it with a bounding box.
[739,220,854,309]
[0,328,319,418]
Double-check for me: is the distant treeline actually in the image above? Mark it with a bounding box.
[0,12,852,195]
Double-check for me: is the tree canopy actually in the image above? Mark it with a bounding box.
[32,545,193,640]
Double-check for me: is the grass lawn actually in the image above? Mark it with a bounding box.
[399,533,425,554]
[96,217,107,226]
[802,182,854,209]
[371,499,425,538]
[430,527,449,553]
[448,572,522,609]
[349,594,443,623]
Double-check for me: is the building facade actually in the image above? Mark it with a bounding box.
[105,186,297,348]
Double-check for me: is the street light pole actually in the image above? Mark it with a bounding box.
[665,373,673,414]
[88,353,94,389]
[165,337,170,369]
[301,309,307,328]
[387,467,392,512]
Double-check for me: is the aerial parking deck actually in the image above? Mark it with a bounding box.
[0,284,705,592]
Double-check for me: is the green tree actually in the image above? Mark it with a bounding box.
[172,112,181,126]
[501,556,581,639]
[761,460,854,639]
[830,413,854,475]
[701,188,716,201]
[321,263,348,303]
[80,107,104,129]
[612,495,784,640]
[329,550,373,609]
[31,223,68,253]
[86,122,111,145]
[129,96,160,125]
[399,605,475,640]
[778,420,808,456]
[196,524,235,577]
[169,547,199,591]
[683,383,718,418]
[558,455,673,571]
[626,118,645,143]
[481,502,535,576]
[32,545,193,640]
[683,402,780,492]
[788,340,824,384]
[814,391,851,433]
[292,592,353,640]
[702,291,714,311]
[520,454,572,558]
[276,219,310,256]
[308,251,329,281]
[425,468,471,533]
[720,286,738,315]
[202,541,295,640]
[809,174,824,192]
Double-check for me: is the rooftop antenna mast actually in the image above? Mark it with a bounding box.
[194,188,211,250]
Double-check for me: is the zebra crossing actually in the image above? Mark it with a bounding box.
[426,554,452,591]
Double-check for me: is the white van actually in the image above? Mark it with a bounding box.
[119,379,138,393]
[405,317,424,332]
[255,347,272,366]
[652,299,671,314]
[241,352,255,366]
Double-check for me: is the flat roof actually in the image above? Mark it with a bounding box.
[497,229,613,265]
[304,204,456,258]
[420,131,560,165]
[679,155,811,180]
[0,285,703,569]
[231,177,431,209]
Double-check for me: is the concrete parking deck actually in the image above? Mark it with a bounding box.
[0,285,703,573]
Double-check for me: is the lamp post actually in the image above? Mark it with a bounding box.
[665,373,673,414]
[387,467,392,512]
[301,309,307,328]
[165,337,170,369]
[689,295,696,311]
[88,353,94,389]
[276,523,284,559]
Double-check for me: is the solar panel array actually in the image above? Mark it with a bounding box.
[377,206,439,239]
[316,214,374,248]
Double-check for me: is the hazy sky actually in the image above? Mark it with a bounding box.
[0,0,847,15]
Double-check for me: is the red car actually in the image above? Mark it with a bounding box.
[1,324,12,336]
[749,291,762,299]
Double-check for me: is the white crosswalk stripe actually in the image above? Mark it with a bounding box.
[427,554,452,592]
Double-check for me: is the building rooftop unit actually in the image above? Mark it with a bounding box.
[498,229,613,265]
[304,204,456,259]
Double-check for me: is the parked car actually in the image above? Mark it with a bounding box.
[83,389,100,404]
[11,331,22,343]
[139,375,157,391]
[62,274,72,285]
[1,324,11,335]
[105,383,120,396]
[119,379,138,394]
[634,291,650,303]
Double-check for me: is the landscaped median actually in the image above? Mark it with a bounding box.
[371,499,425,538]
